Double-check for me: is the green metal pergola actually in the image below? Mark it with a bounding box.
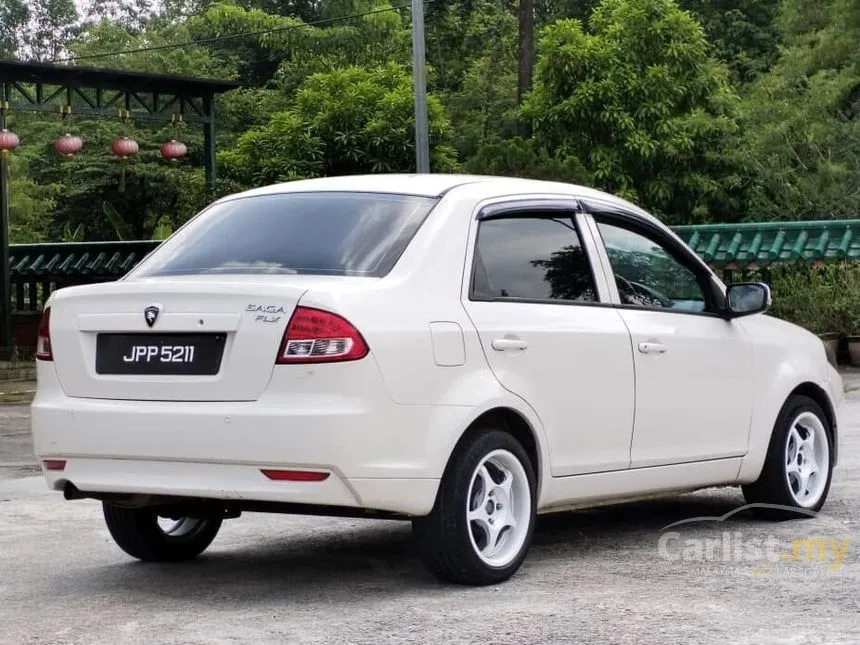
[0,59,238,350]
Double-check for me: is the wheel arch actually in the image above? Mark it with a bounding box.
[446,406,545,501]
[739,377,840,483]
[788,381,838,465]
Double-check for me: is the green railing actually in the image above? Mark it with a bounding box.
[8,241,158,311]
[7,219,860,312]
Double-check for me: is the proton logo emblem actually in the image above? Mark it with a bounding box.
[144,304,162,328]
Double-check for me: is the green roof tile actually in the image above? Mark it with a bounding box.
[7,219,860,280]
[674,219,860,268]
[8,241,159,280]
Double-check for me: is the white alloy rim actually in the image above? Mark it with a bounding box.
[157,516,207,538]
[466,449,531,568]
[784,411,830,508]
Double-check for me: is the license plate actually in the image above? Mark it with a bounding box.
[96,333,227,375]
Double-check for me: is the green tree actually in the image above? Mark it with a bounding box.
[517,0,535,136]
[187,3,410,87]
[69,16,223,77]
[465,136,588,182]
[536,0,600,23]
[537,0,782,83]
[435,1,520,157]
[21,0,79,60]
[519,0,742,224]
[737,0,860,220]
[680,0,781,83]
[0,0,29,58]
[82,0,158,31]
[23,117,207,241]
[220,64,460,185]
[7,154,61,243]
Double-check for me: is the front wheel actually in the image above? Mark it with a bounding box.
[743,395,834,518]
[413,429,536,585]
[103,503,222,562]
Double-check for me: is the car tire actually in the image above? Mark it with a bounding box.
[103,503,222,562]
[412,428,537,585]
[742,395,834,520]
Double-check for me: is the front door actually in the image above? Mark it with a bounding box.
[588,212,754,467]
[462,202,635,476]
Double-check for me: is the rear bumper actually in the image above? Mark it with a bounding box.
[30,361,455,516]
[43,458,438,516]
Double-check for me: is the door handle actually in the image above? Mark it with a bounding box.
[492,338,529,352]
[638,341,667,355]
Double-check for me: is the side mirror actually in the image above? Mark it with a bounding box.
[725,283,771,318]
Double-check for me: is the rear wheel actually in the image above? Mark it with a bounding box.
[413,429,536,585]
[743,395,834,519]
[103,503,222,561]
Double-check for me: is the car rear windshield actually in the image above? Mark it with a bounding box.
[132,192,438,278]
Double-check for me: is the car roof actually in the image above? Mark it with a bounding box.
[220,173,660,226]
[231,174,479,198]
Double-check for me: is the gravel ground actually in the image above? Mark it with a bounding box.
[0,377,858,645]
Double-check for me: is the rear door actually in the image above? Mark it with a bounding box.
[461,199,635,476]
[583,201,754,467]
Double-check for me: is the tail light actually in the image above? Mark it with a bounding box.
[277,306,368,364]
[36,307,53,361]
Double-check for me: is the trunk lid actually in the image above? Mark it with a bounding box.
[49,277,306,401]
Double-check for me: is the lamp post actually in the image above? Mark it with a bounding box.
[411,0,430,173]
[0,109,18,351]
[0,153,8,350]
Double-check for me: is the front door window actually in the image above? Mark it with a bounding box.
[596,222,707,313]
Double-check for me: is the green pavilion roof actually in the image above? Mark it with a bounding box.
[9,241,158,280]
[673,219,860,269]
[8,219,860,280]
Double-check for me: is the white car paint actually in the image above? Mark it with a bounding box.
[31,174,843,518]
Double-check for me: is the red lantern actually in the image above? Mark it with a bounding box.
[160,139,187,161]
[111,136,139,160]
[0,128,20,156]
[53,133,83,158]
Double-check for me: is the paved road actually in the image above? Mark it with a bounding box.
[1,382,858,644]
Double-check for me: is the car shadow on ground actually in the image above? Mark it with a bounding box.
[60,489,756,602]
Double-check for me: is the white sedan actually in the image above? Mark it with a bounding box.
[31,174,844,585]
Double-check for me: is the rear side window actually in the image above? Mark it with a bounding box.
[471,216,597,302]
[132,192,437,278]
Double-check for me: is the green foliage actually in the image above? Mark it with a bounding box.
[767,263,860,335]
[536,0,601,24]
[18,0,79,60]
[70,16,224,77]
[537,1,780,83]
[737,0,860,221]
[102,201,175,240]
[13,113,207,241]
[6,155,60,243]
[434,1,520,158]
[3,0,860,248]
[465,137,588,182]
[187,3,410,88]
[520,0,743,224]
[679,0,781,83]
[82,0,159,32]
[0,0,29,58]
[221,64,459,185]
[215,88,293,149]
